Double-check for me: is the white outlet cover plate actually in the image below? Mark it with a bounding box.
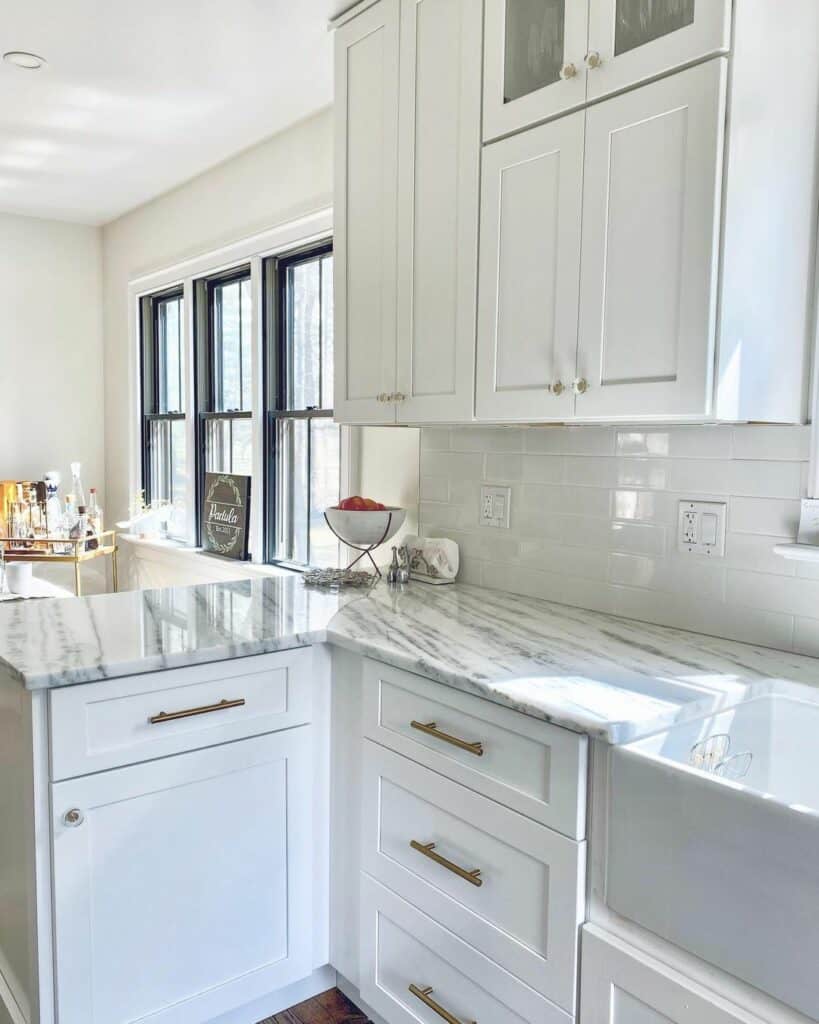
[677,500,726,556]
[480,485,511,529]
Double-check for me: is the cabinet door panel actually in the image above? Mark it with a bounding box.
[334,0,399,423]
[396,0,481,422]
[484,0,589,141]
[587,0,731,101]
[476,112,583,421]
[580,926,770,1024]
[51,729,312,1024]
[576,59,726,419]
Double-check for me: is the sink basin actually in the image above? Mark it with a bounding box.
[607,688,819,1020]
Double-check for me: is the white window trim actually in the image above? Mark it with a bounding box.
[128,207,335,562]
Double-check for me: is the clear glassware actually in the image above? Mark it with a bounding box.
[70,462,86,507]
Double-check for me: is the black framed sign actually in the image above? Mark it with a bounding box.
[201,473,251,560]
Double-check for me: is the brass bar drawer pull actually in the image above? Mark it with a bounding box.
[410,719,484,757]
[149,698,246,725]
[410,840,483,887]
[409,984,476,1024]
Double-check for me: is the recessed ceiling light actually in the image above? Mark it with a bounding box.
[3,51,47,70]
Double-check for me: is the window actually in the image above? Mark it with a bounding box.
[265,242,340,568]
[139,286,187,537]
[194,267,253,541]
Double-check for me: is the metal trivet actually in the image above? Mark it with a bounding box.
[302,567,377,589]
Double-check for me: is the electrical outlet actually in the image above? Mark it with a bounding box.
[480,485,511,529]
[677,500,726,557]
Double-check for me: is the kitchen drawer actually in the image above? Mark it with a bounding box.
[362,741,584,1013]
[50,648,313,779]
[362,657,587,838]
[360,874,571,1024]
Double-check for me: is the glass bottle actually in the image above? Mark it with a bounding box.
[86,489,102,550]
[70,462,86,508]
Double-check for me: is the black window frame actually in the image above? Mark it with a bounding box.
[193,264,253,546]
[263,239,337,568]
[139,285,186,513]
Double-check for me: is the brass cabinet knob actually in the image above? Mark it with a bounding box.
[585,50,603,69]
[551,379,565,396]
[573,377,589,395]
[63,808,84,827]
[393,392,406,403]
[560,62,578,80]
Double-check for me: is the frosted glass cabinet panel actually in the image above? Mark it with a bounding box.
[484,0,589,140]
[587,0,731,100]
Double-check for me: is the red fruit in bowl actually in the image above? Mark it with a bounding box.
[362,497,379,510]
[338,496,362,510]
[376,502,386,510]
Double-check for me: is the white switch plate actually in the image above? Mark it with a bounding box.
[480,485,511,529]
[677,500,726,556]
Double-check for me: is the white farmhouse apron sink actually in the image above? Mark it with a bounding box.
[607,690,819,1020]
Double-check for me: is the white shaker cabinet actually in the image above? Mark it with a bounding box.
[334,0,481,425]
[395,0,481,422]
[580,926,772,1024]
[585,0,731,103]
[476,112,584,421]
[482,0,589,142]
[575,58,726,419]
[51,729,313,1024]
[334,1,400,424]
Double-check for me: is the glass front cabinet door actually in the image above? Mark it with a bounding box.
[483,0,589,141]
[484,1,731,140]
[586,0,731,100]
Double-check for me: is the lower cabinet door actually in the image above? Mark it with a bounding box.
[51,729,313,1024]
[580,926,771,1024]
[360,874,571,1024]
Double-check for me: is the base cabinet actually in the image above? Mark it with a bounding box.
[580,927,772,1024]
[51,729,313,1024]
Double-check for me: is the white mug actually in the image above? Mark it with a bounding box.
[6,562,33,598]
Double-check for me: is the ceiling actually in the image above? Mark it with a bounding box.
[0,1,355,225]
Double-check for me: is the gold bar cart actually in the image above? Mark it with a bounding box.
[1,530,119,597]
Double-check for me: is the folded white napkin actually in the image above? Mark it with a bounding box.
[403,534,459,584]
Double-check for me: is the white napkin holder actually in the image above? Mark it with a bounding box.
[403,535,459,585]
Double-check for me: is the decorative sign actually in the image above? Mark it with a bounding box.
[202,473,251,560]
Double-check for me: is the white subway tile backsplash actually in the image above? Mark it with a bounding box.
[420,450,483,480]
[611,489,677,523]
[485,453,523,481]
[730,424,810,461]
[616,425,733,459]
[418,423,811,653]
[419,477,449,502]
[450,426,523,452]
[521,454,566,484]
[728,497,801,537]
[525,425,615,455]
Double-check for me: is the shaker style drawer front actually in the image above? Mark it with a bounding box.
[50,648,313,779]
[362,658,587,838]
[360,875,572,1024]
[362,742,584,1012]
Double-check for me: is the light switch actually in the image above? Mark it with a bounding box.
[700,513,718,546]
[480,485,511,529]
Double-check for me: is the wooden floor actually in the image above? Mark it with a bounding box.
[257,986,371,1024]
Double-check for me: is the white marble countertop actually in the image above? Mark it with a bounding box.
[1,575,817,742]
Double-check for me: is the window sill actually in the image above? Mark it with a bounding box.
[119,534,299,580]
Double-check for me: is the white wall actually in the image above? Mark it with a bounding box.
[0,212,104,496]
[101,108,334,529]
[0,212,105,593]
[419,424,819,655]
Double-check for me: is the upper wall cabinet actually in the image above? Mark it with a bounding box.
[483,0,731,141]
[334,2,400,424]
[334,0,481,425]
[575,59,726,419]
